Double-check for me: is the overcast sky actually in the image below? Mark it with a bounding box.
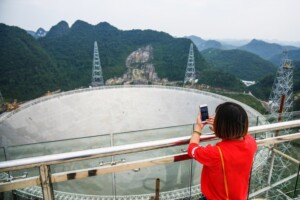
[1,0,300,43]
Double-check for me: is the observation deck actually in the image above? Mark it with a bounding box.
[0,86,299,199]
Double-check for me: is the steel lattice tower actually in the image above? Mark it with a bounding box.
[264,51,294,198]
[91,41,104,87]
[184,43,196,84]
[248,52,295,199]
[269,51,294,116]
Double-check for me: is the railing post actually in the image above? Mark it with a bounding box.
[39,165,54,200]
[255,116,259,139]
[293,162,300,198]
[155,178,160,200]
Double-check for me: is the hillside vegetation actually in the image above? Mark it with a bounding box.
[269,50,300,66]
[0,21,254,101]
[201,48,277,81]
[0,22,211,100]
[239,39,299,60]
[0,24,60,100]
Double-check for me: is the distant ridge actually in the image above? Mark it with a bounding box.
[46,20,69,38]
[188,36,300,61]
[269,50,300,66]
[201,48,277,81]
[239,39,300,60]
[187,35,222,51]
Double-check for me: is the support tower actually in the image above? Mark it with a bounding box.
[264,51,294,198]
[91,41,104,87]
[184,43,196,84]
[269,51,294,117]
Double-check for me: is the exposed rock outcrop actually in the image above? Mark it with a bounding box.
[106,45,163,85]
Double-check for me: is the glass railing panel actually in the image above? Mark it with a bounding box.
[253,176,299,200]
[291,138,300,199]
[6,133,112,158]
[253,111,300,140]
[113,125,194,198]
[2,134,114,199]
[260,111,300,124]
[249,145,270,191]
[249,115,260,127]
[113,124,193,145]
[51,134,112,173]
[50,134,114,198]
[1,168,43,200]
[113,161,193,199]
[113,125,193,161]
[0,191,14,200]
[6,134,111,171]
[0,115,299,199]
[52,173,114,198]
[249,139,300,200]
[0,147,5,161]
[295,166,300,199]
[291,111,300,120]
[250,114,274,139]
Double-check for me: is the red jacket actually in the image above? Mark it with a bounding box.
[188,135,257,200]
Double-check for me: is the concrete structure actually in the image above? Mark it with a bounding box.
[0,86,261,147]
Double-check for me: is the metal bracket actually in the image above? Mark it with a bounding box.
[99,158,126,166]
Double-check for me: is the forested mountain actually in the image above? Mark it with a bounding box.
[39,20,210,87]
[248,75,275,100]
[187,35,222,51]
[0,21,213,101]
[2,20,298,108]
[201,48,277,81]
[0,23,60,100]
[239,39,300,60]
[199,69,246,92]
[269,50,300,66]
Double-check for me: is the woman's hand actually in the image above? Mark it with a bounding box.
[194,113,204,132]
[206,116,215,132]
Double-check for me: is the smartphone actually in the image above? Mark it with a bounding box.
[200,104,209,122]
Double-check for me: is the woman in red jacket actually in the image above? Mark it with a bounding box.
[188,102,257,200]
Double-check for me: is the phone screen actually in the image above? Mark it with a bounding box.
[200,105,209,121]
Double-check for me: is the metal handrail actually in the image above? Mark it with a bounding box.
[0,119,300,200]
[1,119,300,172]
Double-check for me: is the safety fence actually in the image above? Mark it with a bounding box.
[1,119,300,199]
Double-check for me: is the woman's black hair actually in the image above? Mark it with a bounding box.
[214,102,249,139]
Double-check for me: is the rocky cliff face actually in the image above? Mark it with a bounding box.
[106,45,162,85]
